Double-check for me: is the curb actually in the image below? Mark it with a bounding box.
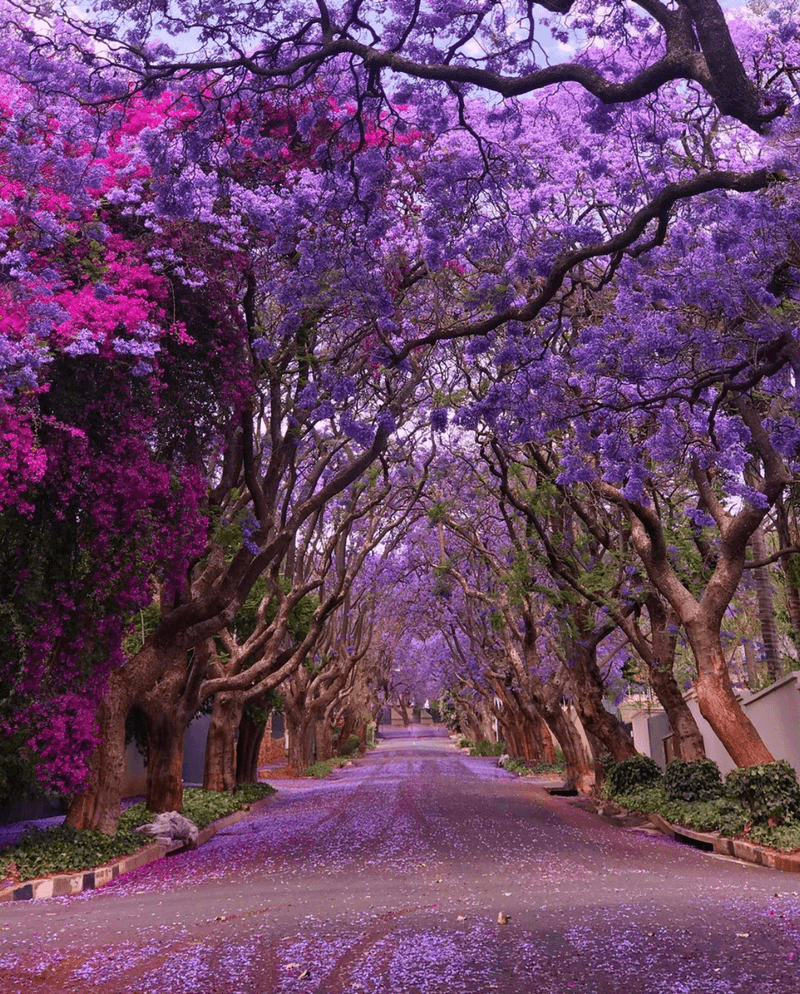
[644,811,800,874]
[0,794,276,904]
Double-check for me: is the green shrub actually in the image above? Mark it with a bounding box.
[501,758,531,775]
[470,739,504,757]
[2,785,277,883]
[614,784,667,815]
[344,734,361,755]
[726,760,800,826]
[661,796,748,836]
[750,822,800,852]
[459,737,471,749]
[664,758,724,803]
[1,824,144,882]
[118,783,275,833]
[613,785,748,837]
[607,754,662,796]
[304,756,349,778]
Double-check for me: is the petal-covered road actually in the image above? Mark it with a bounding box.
[2,726,800,993]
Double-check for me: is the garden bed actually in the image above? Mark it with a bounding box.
[0,783,276,892]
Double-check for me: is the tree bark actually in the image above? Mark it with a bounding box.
[203,691,245,792]
[397,698,411,726]
[775,497,800,657]
[144,712,187,813]
[236,710,269,785]
[64,686,128,834]
[66,644,184,833]
[750,524,782,682]
[285,708,316,771]
[647,660,706,762]
[543,704,594,793]
[641,593,707,762]
[337,709,357,753]
[137,653,209,813]
[566,642,637,762]
[688,628,775,767]
[315,717,335,762]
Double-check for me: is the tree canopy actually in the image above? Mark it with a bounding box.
[1,0,799,819]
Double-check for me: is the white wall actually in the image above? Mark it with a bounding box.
[640,671,800,776]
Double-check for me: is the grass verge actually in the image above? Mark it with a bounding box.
[502,757,566,776]
[1,783,275,882]
[303,756,351,778]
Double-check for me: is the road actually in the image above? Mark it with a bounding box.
[2,725,799,993]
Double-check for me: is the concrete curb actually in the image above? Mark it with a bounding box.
[0,794,276,903]
[645,812,800,874]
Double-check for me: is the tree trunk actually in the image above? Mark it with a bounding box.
[285,708,316,771]
[636,592,707,762]
[138,657,205,813]
[315,717,335,762]
[66,644,183,834]
[203,691,245,792]
[397,698,411,726]
[543,705,594,793]
[459,708,482,744]
[64,685,128,835]
[354,719,369,754]
[743,637,760,689]
[144,712,186,813]
[337,709,357,752]
[688,626,775,767]
[236,711,268,785]
[647,660,706,762]
[750,524,782,682]
[566,643,637,762]
[533,713,557,764]
[476,703,497,743]
[498,715,523,758]
[775,497,800,657]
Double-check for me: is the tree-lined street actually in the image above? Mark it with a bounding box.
[3,727,799,993]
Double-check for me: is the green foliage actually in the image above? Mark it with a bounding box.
[488,609,504,632]
[458,737,471,749]
[1,784,277,882]
[606,754,662,795]
[303,756,349,778]
[233,576,317,650]
[614,784,748,838]
[725,760,800,826]
[750,823,800,852]
[469,739,504,757]
[528,760,566,773]
[118,783,275,832]
[596,753,617,777]
[664,758,725,803]
[501,757,566,776]
[1,824,144,882]
[612,784,666,814]
[501,757,529,775]
[426,501,448,523]
[339,734,361,756]
[122,602,162,658]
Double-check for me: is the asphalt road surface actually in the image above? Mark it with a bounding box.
[2,725,800,993]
